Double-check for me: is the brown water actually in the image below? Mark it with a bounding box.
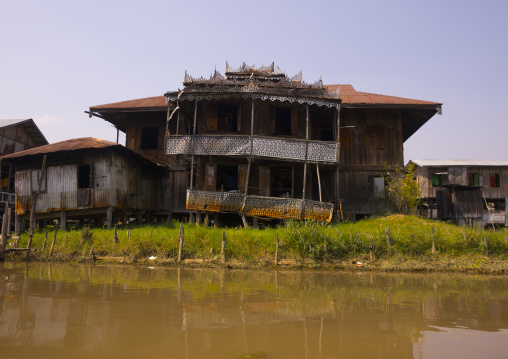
[0,263,507,359]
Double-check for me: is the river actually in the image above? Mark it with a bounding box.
[1,263,507,358]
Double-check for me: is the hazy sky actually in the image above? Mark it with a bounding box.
[1,0,507,163]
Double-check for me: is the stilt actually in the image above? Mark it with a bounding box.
[253,217,259,229]
[137,214,142,225]
[15,215,21,236]
[204,212,210,227]
[60,210,67,231]
[214,213,219,228]
[106,207,113,230]
[196,211,202,225]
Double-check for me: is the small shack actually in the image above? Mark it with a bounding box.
[1,137,170,233]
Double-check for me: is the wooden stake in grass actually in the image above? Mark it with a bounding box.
[483,237,489,256]
[114,224,119,244]
[27,155,47,250]
[275,233,279,266]
[178,223,184,263]
[221,231,226,263]
[42,230,48,251]
[127,230,131,239]
[49,224,58,256]
[150,228,153,238]
[431,227,436,254]
[80,227,89,246]
[385,228,392,256]
[323,236,328,262]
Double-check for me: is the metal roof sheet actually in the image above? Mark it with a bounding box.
[0,119,48,147]
[409,159,508,167]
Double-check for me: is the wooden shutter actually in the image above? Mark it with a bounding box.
[207,103,218,131]
[291,108,298,135]
[238,164,248,193]
[205,164,216,191]
[259,166,270,196]
[237,106,242,132]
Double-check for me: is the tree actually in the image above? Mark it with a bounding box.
[383,163,420,215]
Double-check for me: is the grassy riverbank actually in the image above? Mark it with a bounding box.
[7,215,508,273]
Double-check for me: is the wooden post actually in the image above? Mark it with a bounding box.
[150,228,153,238]
[106,207,113,230]
[49,224,58,256]
[15,215,21,237]
[214,213,219,228]
[316,164,323,203]
[137,214,142,225]
[221,231,226,263]
[196,211,202,225]
[60,210,66,231]
[275,233,279,266]
[204,212,210,227]
[483,237,489,256]
[178,223,184,263]
[385,228,391,256]
[189,99,198,224]
[27,155,47,250]
[431,227,436,254]
[252,217,259,229]
[300,104,310,220]
[42,229,48,251]
[127,230,131,239]
[114,224,119,244]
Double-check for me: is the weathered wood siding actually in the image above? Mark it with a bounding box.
[14,151,160,215]
[416,165,508,200]
[339,108,403,215]
[0,125,38,156]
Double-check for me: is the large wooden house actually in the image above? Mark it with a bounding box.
[89,63,442,223]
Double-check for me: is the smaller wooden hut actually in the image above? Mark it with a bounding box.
[1,137,169,233]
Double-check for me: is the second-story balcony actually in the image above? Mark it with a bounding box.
[186,189,334,222]
[165,135,339,163]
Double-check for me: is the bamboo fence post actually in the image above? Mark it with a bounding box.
[275,233,279,266]
[221,231,226,263]
[150,228,153,238]
[178,223,184,263]
[385,229,391,256]
[483,237,489,256]
[42,230,48,251]
[431,227,436,254]
[49,224,58,256]
[127,230,131,239]
[27,155,47,250]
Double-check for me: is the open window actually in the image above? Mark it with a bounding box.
[78,165,91,189]
[275,108,292,136]
[217,105,239,132]
[140,127,158,150]
[271,167,293,198]
[216,164,238,192]
[469,173,480,186]
[490,174,501,188]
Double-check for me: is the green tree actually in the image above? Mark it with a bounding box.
[383,163,420,214]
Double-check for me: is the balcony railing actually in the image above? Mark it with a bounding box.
[186,189,334,222]
[166,135,339,163]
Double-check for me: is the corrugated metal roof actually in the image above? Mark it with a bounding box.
[89,96,167,111]
[89,84,441,111]
[0,119,48,147]
[409,159,508,167]
[325,85,441,106]
[0,137,120,160]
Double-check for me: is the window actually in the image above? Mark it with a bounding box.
[275,107,291,136]
[432,173,440,186]
[217,105,238,132]
[78,165,91,189]
[271,167,292,198]
[490,173,501,188]
[373,176,385,198]
[469,173,480,186]
[140,127,158,150]
[216,164,238,191]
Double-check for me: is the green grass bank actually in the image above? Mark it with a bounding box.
[7,215,508,273]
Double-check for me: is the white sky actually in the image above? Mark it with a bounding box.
[1,0,507,163]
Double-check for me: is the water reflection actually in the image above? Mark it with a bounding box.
[0,263,507,358]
